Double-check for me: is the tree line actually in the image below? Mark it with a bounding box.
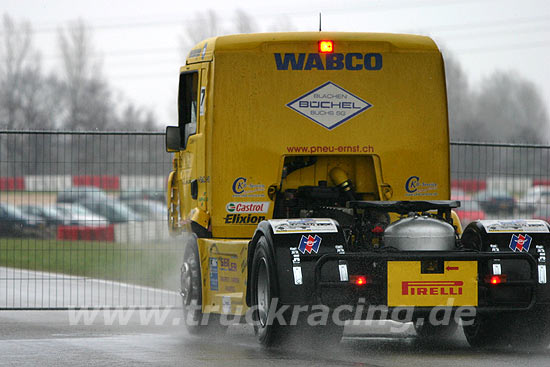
[445,55,549,144]
[1,10,548,143]
[180,10,550,145]
[0,15,156,131]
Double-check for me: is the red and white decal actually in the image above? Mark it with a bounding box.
[401,280,463,296]
[226,202,270,214]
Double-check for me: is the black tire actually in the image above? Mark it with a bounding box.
[414,317,458,342]
[250,236,344,348]
[463,308,550,349]
[250,236,287,346]
[180,235,226,336]
[463,314,510,348]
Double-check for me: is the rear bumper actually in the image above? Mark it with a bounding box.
[313,251,540,312]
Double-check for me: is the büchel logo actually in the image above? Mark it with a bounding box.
[286,81,372,130]
[401,281,463,296]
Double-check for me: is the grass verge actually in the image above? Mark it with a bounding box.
[0,238,182,289]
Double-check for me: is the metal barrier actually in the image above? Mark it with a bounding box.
[0,131,549,309]
[450,141,550,225]
[0,131,178,309]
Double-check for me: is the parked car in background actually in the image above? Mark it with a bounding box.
[473,189,516,214]
[531,194,550,220]
[451,188,470,200]
[119,189,165,203]
[0,203,42,237]
[125,199,166,220]
[57,186,110,204]
[55,203,109,227]
[20,205,67,226]
[454,199,486,227]
[533,205,550,223]
[518,186,550,213]
[78,200,143,224]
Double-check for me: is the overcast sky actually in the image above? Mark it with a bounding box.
[4,0,550,127]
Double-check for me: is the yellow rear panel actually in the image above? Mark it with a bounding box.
[387,261,478,306]
[193,32,449,238]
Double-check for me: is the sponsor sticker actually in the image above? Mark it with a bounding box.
[509,233,532,252]
[219,256,238,272]
[222,296,231,314]
[401,281,463,296]
[219,276,240,284]
[199,87,206,116]
[232,177,266,198]
[209,257,219,291]
[226,201,270,213]
[405,176,438,197]
[201,42,208,59]
[224,214,266,225]
[298,234,322,254]
[269,218,338,234]
[286,81,372,130]
[274,52,383,71]
[183,176,210,185]
[481,220,549,233]
[387,261,477,307]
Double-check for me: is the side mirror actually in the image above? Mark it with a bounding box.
[166,126,181,152]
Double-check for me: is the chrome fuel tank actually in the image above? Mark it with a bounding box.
[383,215,456,251]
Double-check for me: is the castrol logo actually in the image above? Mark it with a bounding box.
[226,202,270,214]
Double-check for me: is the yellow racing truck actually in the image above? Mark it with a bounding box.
[166,32,550,348]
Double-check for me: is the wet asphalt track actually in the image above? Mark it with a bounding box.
[0,310,549,367]
[1,218,549,367]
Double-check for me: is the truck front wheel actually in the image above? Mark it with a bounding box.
[180,235,225,336]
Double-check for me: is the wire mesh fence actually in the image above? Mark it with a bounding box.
[0,131,549,309]
[450,141,550,227]
[0,131,178,309]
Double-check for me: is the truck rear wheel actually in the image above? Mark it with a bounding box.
[250,236,288,346]
[180,235,225,336]
[462,314,506,348]
[250,236,343,348]
[463,308,550,349]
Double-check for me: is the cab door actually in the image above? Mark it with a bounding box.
[174,64,209,234]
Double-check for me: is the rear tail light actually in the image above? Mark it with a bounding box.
[485,274,507,285]
[350,275,369,286]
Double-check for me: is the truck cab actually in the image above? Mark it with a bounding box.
[167,32,450,238]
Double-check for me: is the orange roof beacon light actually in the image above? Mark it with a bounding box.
[318,40,334,53]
